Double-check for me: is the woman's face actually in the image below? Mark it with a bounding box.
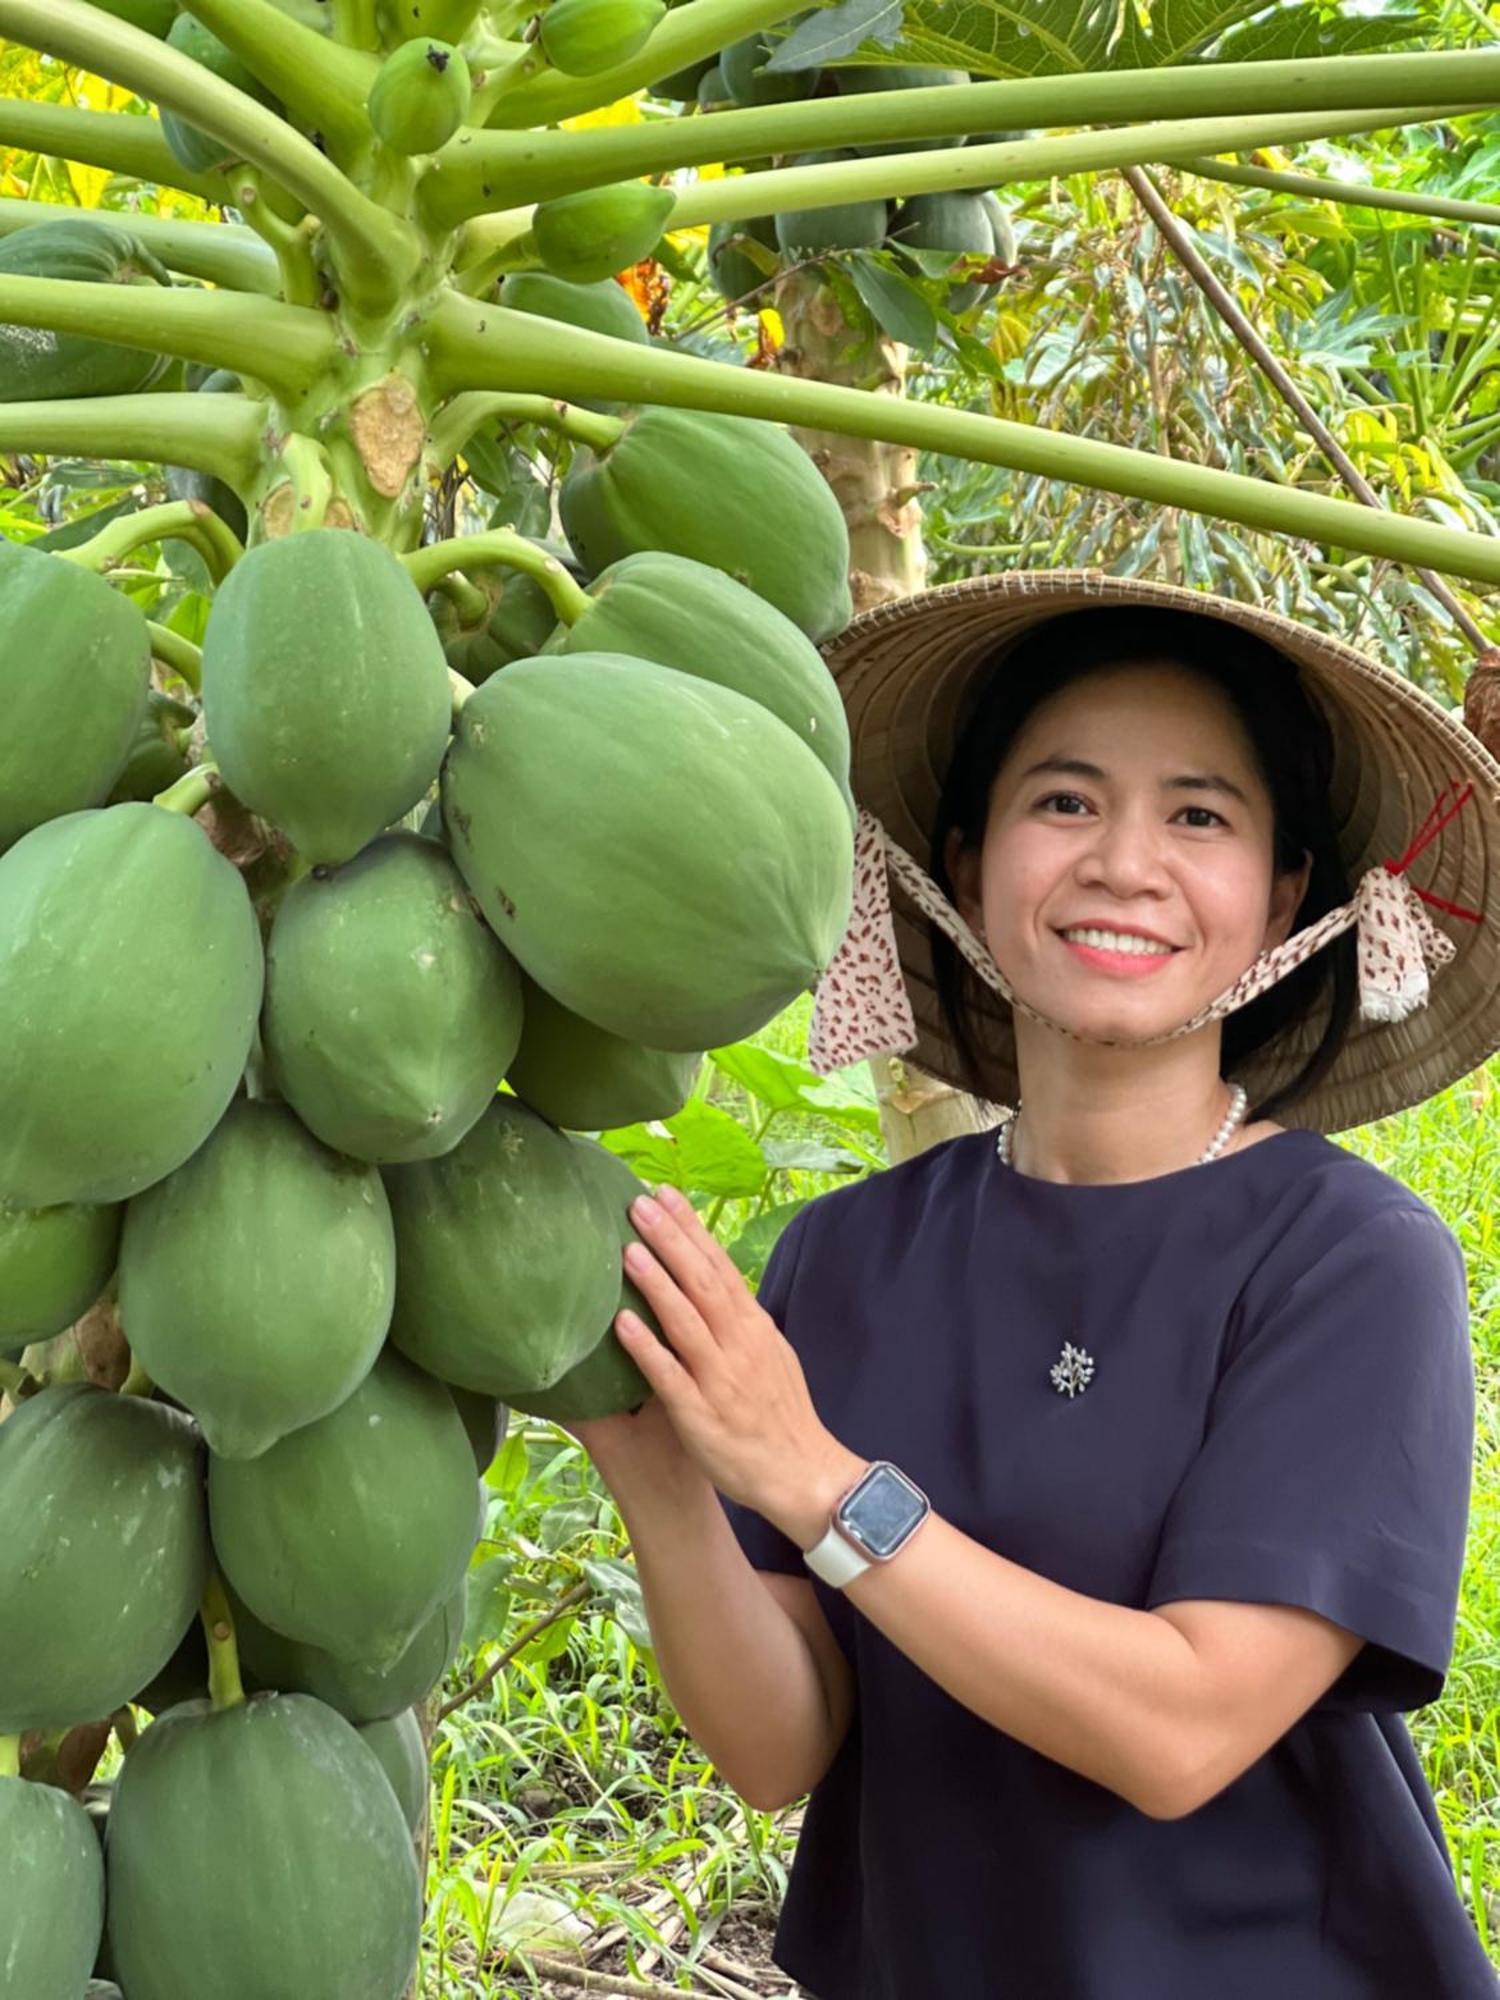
[946,660,1313,1044]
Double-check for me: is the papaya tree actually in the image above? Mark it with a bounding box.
[3,2,1500,1994]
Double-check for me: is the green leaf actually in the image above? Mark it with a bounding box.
[595,1097,769,1199]
[849,250,940,349]
[462,1554,515,1653]
[764,0,907,72]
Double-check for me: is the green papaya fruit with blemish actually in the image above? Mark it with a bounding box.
[0,1199,121,1357]
[0,1383,209,1733]
[384,1094,624,1397]
[117,1099,396,1460]
[442,652,854,1048]
[104,1694,421,2000]
[532,180,675,285]
[720,29,819,103]
[0,805,263,1209]
[201,528,452,866]
[504,1137,664,1421]
[160,13,283,173]
[0,1774,105,1999]
[559,405,853,639]
[209,1348,478,1669]
[368,36,472,154]
[0,539,151,849]
[0,215,172,402]
[550,549,857,823]
[261,832,524,1164]
[358,1708,429,1832]
[505,966,703,1130]
[774,151,888,256]
[540,0,666,75]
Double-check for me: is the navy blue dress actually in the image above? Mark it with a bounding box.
[718,1125,1498,1999]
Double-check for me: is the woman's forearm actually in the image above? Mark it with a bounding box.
[600,1456,838,1812]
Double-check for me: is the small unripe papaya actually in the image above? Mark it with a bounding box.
[540,0,666,77]
[368,37,472,155]
[773,152,887,256]
[533,181,675,285]
[720,30,818,104]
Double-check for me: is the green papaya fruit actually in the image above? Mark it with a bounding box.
[891,188,994,255]
[209,1348,478,1669]
[383,1095,623,1397]
[706,213,777,303]
[504,1137,664,1421]
[0,539,152,849]
[695,61,732,107]
[0,1775,105,1998]
[0,1199,121,1357]
[774,151,888,255]
[163,368,250,542]
[227,1577,467,1723]
[451,1384,509,1472]
[358,1708,429,1831]
[91,0,179,33]
[0,217,172,401]
[368,36,472,154]
[118,1099,396,1459]
[532,180,675,285]
[559,405,853,640]
[160,14,284,174]
[720,30,819,103]
[105,1694,421,2000]
[129,1617,210,1716]
[550,549,856,822]
[540,0,665,75]
[201,527,452,866]
[105,688,197,805]
[498,270,649,346]
[0,1384,208,1733]
[505,967,702,1130]
[262,833,523,1165]
[829,63,968,156]
[0,804,263,1208]
[429,559,563,681]
[88,1985,126,1998]
[441,652,854,1048]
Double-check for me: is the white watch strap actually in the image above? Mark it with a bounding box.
[802,1518,873,1587]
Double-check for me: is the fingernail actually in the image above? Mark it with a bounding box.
[632,1195,661,1224]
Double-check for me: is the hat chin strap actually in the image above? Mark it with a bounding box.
[808,803,1472,1078]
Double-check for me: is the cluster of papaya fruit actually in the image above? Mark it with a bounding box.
[0,376,858,1995]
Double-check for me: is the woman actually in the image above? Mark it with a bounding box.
[566,573,1500,1999]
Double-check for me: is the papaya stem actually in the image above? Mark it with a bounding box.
[0,274,335,407]
[200,1570,247,1712]
[154,758,220,819]
[432,571,490,623]
[281,434,335,532]
[112,1707,138,1754]
[157,0,379,163]
[62,500,246,587]
[0,1737,18,1780]
[230,169,325,310]
[0,1360,29,1400]
[120,1355,156,1398]
[403,528,593,624]
[1179,154,1500,230]
[427,294,1500,590]
[0,391,265,497]
[0,196,278,296]
[146,623,205,696]
[0,97,228,205]
[0,0,420,320]
[332,0,382,50]
[430,390,624,466]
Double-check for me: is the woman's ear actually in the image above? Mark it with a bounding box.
[944,824,986,939]
[1264,847,1315,952]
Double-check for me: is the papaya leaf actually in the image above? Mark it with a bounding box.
[461,1554,515,1653]
[709,1040,883,1132]
[849,250,939,350]
[580,1554,653,1653]
[597,1097,768,1198]
[727,1198,817,1283]
[762,0,907,72]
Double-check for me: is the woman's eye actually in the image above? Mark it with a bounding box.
[1037,792,1225,828]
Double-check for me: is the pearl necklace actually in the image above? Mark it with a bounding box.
[995,1081,1251,1397]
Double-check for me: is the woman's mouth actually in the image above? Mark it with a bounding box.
[1055,927,1181,977]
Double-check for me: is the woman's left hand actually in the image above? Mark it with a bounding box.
[613,1183,843,1518]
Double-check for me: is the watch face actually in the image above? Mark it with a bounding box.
[840,1462,928,1558]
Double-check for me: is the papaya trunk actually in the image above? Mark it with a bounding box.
[773,269,994,1167]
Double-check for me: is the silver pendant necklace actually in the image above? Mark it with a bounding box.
[995,1081,1251,1397]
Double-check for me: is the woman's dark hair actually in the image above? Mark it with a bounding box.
[927,605,1358,1126]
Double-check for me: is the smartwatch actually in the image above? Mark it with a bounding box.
[802,1459,931,1588]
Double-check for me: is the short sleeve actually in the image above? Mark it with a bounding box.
[717,1203,816,1577]
[1145,1206,1475,1713]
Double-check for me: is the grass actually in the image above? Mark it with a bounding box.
[418,997,1500,1995]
